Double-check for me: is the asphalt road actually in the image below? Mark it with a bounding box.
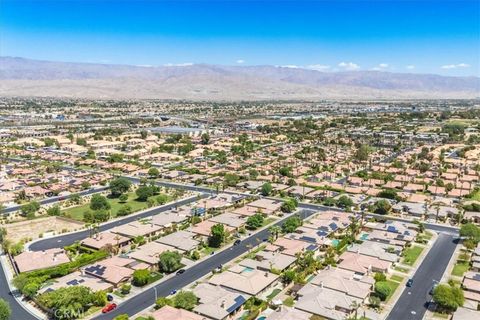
[3,186,108,214]
[93,208,318,320]
[0,255,37,320]
[387,233,459,320]
[29,195,205,251]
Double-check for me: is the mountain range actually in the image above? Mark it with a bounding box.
[0,57,478,100]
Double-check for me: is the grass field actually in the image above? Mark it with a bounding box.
[385,280,400,302]
[451,260,470,277]
[394,266,410,273]
[62,192,167,221]
[469,189,480,201]
[390,274,404,282]
[402,246,424,266]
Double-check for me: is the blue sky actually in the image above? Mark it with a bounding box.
[1,0,479,76]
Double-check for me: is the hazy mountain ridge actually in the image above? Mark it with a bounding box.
[0,57,478,100]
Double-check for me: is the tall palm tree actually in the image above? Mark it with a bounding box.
[269,225,282,241]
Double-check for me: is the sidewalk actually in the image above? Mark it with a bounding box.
[381,231,438,320]
[88,206,301,319]
[0,253,46,319]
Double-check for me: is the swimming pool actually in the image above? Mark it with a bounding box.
[360,233,369,240]
[331,239,340,247]
[243,267,254,272]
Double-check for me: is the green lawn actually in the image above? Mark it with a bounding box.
[402,246,424,266]
[394,266,410,274]
[390,275,404,282]
[451,260,470,277]
[433,312,450,319]
[262,217,277,227]
[283,297,295,307]
[62,192,168,221]
[469,189,480,201]
[266,288,282,301]
[384,280,400,302]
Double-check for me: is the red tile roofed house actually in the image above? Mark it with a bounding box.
[427,185,446,196]
[268,237,315,256]
[347,176,364,186]
[247,198,283,215]
[14,249,71,273]
[81,232,130,251]
[83,256,138,286]
[190,220,235,239]
[127,241,177,267]
[208,266,279,296]
[337,251,391,275]
[309,266,374,300]
[295,283,362,320]
[403,183,424,193]
[149,305,206,320]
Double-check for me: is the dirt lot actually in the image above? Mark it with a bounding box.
[3,216,84,243]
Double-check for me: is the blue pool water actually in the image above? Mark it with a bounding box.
[331,239,340,247]
[243,267,254,272]
[257,317,266,320]
[360,233,369,240]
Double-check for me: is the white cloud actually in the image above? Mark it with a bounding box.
[441,63,470,69]
[307,64,330,71]
[406,65,415,70]
[338,61,360,70]
[372,63,389,71]
[236,59,245,64]
[164,62,194,67]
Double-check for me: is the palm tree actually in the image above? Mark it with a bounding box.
[350,300,361,319]
[269,225,282,241]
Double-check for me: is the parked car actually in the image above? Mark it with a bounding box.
[406,278,414,287]
[102,303,117,313]
[176,269,185,275]
[234,239,241,246]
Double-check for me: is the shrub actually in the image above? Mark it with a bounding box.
[375,281,392,301]
[132,269,151,287]
[120,283,131,295]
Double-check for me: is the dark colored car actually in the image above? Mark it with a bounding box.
[102,303,117,313]
[176,269,186,275]
[234,239,241,246]
[406,278,414,287]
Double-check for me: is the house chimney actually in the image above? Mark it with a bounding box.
[221,300,226,308]
[319,281,323,288]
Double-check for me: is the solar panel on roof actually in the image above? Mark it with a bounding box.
[472,274,480,281]
[387,226,397,232]
[226,296,247,313]
[306,244,317,251]
[66,280,78,286]
[300,236,317,243]
[319,226,329,231]
[317,231,327,237]
[329,223,338,230]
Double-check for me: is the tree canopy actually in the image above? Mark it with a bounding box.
[158,251,183,273]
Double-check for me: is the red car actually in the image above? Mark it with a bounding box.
[102,303,117,313]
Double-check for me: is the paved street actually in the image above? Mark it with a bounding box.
[29,194,205,251]
[93,209,318,320]
[0,255,37,320]
[2,186,108,214]
[387,233,458,320]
